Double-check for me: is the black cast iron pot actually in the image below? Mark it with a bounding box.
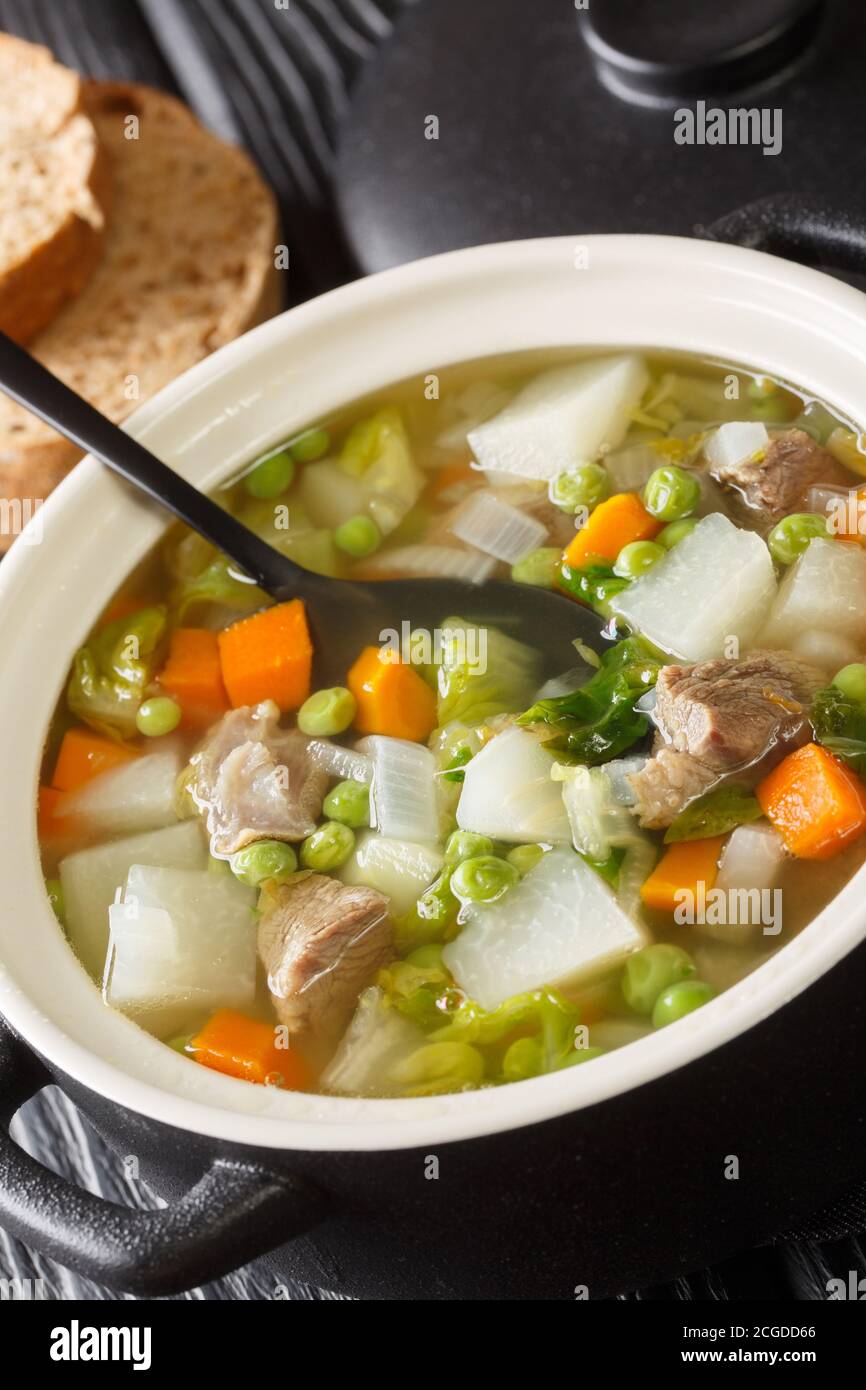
[1,204,865,1299]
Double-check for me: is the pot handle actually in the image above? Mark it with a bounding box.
[706,193,866,277]
[0,1019,327,1296]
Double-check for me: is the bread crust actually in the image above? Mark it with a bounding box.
[0,79,282,550]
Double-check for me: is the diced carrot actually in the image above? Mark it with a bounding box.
[189,1009,311,1090]
[157,628,229,728]
[217,600,312,711]
[51,728,139,793]
[640,835,726,915]
[347,645,437,742]
[757,742,866,859]
[428,462,478,500]
[38,786,68,837]
[561,491,662,570]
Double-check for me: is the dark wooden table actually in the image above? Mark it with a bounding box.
[0,0,862,1301]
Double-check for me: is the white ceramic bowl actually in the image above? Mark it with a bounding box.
[2,233,866,1154]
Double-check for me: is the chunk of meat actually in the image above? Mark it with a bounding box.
[258,874,392,1047]
[709,427,852,522]
[628,649,825,827]
[189,700,327,856]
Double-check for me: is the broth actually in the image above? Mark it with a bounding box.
[38,348,866,1099]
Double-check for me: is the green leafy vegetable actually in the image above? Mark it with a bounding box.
[519,636,661,764]
[395,868,461,952]
[442,746,472,782]
[810,685,866,779]
[171,556,268,623]
[663,783,763,843]
[67,605,167,739]
[558,561,630,617]
[431,986,591,1083]
[436,617,540,727]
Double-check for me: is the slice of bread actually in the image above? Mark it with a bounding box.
[0,37,109,346]
[0,80,282,548]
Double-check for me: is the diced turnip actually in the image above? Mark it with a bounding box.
[448,489,548,562]
[759,538,866,648]
[356,735,440,844]
[703,421,769,472]
[60,819,208,979]
[321,986,425,1096]
[339,832,443,916]
[456,726,571,844]
[611,513,776,661]
[105,864,256,1036]
[789,628,862,673]
[54,750,182,838]
[442,847,648,1009]
[697,824,787,946]
[467,354,650,481]
[298,459,369,529]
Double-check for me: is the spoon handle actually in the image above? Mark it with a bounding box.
[0,331,310,599]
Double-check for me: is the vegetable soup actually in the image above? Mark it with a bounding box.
[38,349,866,1098]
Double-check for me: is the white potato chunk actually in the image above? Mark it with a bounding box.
[468,354,649,481]
[697,824,787,946]
[456,726,571,844]
[443,847,648,1009]
[105,864,256,1035]
[759,538,866,648]
[60,819,208,979]
[611,513,777,661]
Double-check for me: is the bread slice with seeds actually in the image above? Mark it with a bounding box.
[0,79,281,547]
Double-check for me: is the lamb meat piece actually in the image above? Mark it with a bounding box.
[258,874,392,1046]
[708,427,852,522]
[628,649,825,828]
[189,700,328,856]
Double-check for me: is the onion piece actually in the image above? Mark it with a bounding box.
[358,544,497,584]
[356,735,440,843]
[603,756,648,806]
[306,738,373,785]
[448,490,548,563]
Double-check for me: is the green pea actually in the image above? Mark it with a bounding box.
[444,830,495,865]
[450,854,519,904]
[832,663,866,704]
[506,843,546,876]
[549,462,610,514]
[767,512,829,566]
[613,539,666,579]
[136,696,182,737]
[658,517,699,549]
[502,1035,543,1082]
[290,427,330,463]
[297,686,357,736]
[643,465,701,522]
[243,448,295,499]
[622,944,696,1016]
[230,840,298,887]
[405,943,447,970]
[511,546,560,588]
[300,821,355,871]
[322,779,370,828]
[334,514,381,558]
[652,979,715,1028]
[45,878,64,924]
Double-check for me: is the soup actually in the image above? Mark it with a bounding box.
[37,349,866,1099]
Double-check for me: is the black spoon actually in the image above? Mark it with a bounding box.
[0,331,603,683]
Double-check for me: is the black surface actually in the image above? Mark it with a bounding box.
[0,0,863,1301]
[336,0,866,273]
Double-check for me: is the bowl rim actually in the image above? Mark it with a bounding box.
[3,231,866,1153]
